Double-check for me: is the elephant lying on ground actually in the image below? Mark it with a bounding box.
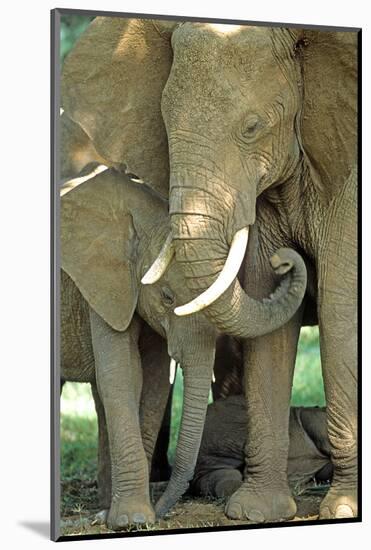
[61,168,307,528]
[192,396,332,500]
[62,18,358,521]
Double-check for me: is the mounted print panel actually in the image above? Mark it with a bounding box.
[51,8,360,541]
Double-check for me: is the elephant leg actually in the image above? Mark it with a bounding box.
[139,323,172,482]
[91,381,111,512]
[225,310,302,522]
[224,241,304,523]
[89,309,155,530]
[318,295,357,519]
[316,183,357,519]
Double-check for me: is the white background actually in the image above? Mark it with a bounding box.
[1,0,369,547]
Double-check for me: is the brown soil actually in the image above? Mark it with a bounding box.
[60,480,329,537]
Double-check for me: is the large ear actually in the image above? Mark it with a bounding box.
[61,170,139,331]
[61,17,177,198]
[60,111,106,182]
[293,29,358,199]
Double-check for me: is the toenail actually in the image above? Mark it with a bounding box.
[247,509,265,523]
[132,513,146,524]
[93,509,108,525]
[116,514,129,527]
[227,502,243,519]
[335,505,354,519]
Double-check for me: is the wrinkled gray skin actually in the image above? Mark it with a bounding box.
[61,169,307,527]
[158,27,357,521]
[61,170,218,529]
[61,20,357,521]
[192,396,333,499]
[60,316,172,513]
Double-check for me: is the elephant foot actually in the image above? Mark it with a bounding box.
[225,484,297,523]
[107,495,155,531]
[209,469,243,498]
[319,487,358,519]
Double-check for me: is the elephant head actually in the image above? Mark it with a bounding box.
[60,169,216,518]
[62,18,356,337]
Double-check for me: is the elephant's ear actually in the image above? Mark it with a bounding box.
[61,170,138,332]
[61,17,176,198]
[294,29,358,200]
[60,112,106,182]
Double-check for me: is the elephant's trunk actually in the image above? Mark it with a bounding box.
[174,227,250,315]
[142,180,307,337]
[155,357,214,518]
[198,247,307,338]
[169,173,308,335]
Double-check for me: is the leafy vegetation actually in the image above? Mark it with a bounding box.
[60,15,94,62]
[291,327,325,407]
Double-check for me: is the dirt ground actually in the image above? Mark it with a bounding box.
[60,479,330,537]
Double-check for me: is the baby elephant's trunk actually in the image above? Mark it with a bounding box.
[155,363,213,518]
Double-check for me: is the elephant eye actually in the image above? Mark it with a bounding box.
[242,116,262,138]
[161,286,175,306]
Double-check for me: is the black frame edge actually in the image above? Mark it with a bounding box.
[54,7,361,32]
[51,7,62,543]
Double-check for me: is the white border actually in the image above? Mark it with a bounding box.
[1,1,368,547]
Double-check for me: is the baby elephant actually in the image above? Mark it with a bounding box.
[60,286,172,516]
[61,169,218,530]
[192,395,332,499]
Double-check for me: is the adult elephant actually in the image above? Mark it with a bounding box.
[61,19,358,521]
[61,169,307,527]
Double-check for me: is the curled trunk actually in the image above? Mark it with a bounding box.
[167,181,307,338]
[202,247,307,338]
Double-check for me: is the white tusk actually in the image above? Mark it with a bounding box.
[169,358,177,384]
[212,371,216,383]
[174,227,249,316]
[141,233,174,285]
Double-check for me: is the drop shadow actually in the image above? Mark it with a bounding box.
[18,521,50,539]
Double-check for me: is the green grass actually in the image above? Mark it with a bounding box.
[60,382,97,481]
[60,383,98,514]
[291,327,325,407]
[61,326,324,485]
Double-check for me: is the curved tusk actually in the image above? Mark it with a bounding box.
[169,358,177,384]
[174,227,249,316]
[141,233,174,285]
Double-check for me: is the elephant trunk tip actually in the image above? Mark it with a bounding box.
[270,247,306,277]
[155,479,190,519]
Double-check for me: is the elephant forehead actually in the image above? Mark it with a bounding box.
[169,25,293,112]
[173,23,277,68]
